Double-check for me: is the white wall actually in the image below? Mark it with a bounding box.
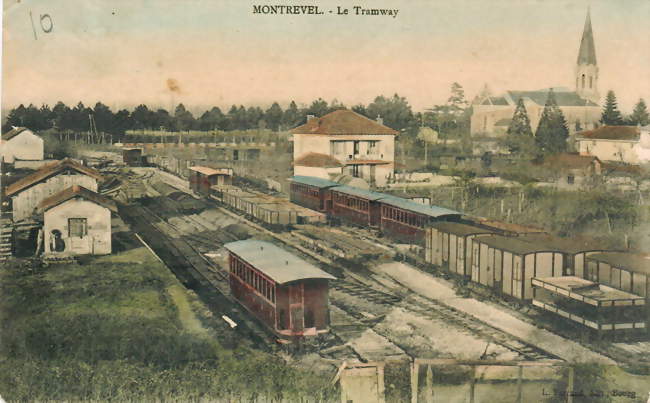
[577,139,638,163]
[12,174,98,222]
[44,198,112,255]
[0,130,44,162]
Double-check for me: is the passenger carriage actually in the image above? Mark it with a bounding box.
[224,240,336,338]
[289,176,340,213]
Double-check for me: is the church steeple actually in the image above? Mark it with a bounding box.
[575,9,600,104]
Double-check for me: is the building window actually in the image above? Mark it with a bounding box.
[351,165,360,177]
[581,74,585,88]
[567,175,575,185]
[68,218,87,238]
[589,76,593,89]
[353,141,360,155]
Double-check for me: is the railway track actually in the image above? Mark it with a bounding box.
[130,168,564,362]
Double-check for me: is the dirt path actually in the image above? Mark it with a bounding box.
[167,285,209,336]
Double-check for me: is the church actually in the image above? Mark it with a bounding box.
[470,10,601,137]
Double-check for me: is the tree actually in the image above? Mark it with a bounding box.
[447,82,468,116]
[282,101,302,129]
[416,126,438,164]
[246,106,264,130]
[535,90,569,154]
[504,98,536,156]
[600,90,624,126]
[264,102,283,132]
[198,107,226,131]
[365,94,415,132]
[174,104,195,131]
[628,98,649,126]
[92,102,115,134]
[305,98,330,117]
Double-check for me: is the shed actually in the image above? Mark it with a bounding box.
[224,240,336,337]
[426,222,497,276]
[188,166,233,196]
[471,235,565,300]
[0,127,44,163]
[289,175,340,212]
[5,158,103,222]
[38,185,117,256]
[379,195,461,244]
[122,148,143,166]
[585,252,650,299]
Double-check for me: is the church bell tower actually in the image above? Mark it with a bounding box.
[575,9,600,104]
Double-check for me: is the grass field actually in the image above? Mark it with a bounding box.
[0,244,335,401]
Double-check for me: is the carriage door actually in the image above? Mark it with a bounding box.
[471,243,480,282]
[289,283,304,333]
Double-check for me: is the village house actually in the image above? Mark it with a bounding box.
[471,11,601,136]
[0,127,44,163]
[538,152,602,189]
[4,158,103,223]
[37,185,117,256]
[576,125,649,164]
[291,109,397,188]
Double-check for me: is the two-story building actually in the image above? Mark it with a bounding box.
[291,110,397,187]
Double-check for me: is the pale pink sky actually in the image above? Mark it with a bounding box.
[2,0,649,114]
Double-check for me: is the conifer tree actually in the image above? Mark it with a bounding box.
[505,98,535,155]
[535,90,569,154]
[629,98,649,126]
[600,90,624,125]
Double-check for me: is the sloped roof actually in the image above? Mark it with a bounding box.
[291,109,398,136]
[224,240,336,284]
[576,126,639,141]
[1,127,37,141]
[189,166,232,176]
[38,185,117,213]
[587,252,650,275]
[480,97,509,106]
[577,10,597,65]
[380,195,461,219]
[5,158,104,196]
[475,234,563,255]
[290,175,340,189]
[294,152,343,168]
[516,233,612,255]
[542,153,600,170]
[507,90,598,107]
[331,185,386,201]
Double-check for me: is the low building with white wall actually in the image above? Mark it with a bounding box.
[38,185,117,256]
[291,110,397,187]
[575,126,641,164]
[0,127,44,163]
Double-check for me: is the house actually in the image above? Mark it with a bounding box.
[471,11,601,136]
[0,127,44,163]
[37,185,117,255]
[539,152,602,188]
[575,126,641,163]
[291,109,397,187]
[4,158,103,222]
[224,239,336,337]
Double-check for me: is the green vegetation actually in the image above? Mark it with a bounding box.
[628,98,649,126]
[504,98,536,157]
[600,90,625,126]
[535,89,569,155]
[0,247,335,401]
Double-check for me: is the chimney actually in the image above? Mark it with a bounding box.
[376,115,383,125]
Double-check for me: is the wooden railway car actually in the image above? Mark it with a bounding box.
[471,235,564,300]
[425,222,497,277]
[224,240,336,338]
[122,148,143,166]
[584,252,650,299]
[289,175,340,212]
[379,196,461,245]
[330,185,385,227]
[188,166,233,196]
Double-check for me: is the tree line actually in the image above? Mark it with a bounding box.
[504,91,649,158]
[1,84,473,140]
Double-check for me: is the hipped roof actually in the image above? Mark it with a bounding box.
[291,109,398,136]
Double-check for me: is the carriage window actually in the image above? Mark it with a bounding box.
[68,218,87,238]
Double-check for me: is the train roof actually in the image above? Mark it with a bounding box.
[189,166,232,176]
[290,175,340,189]
[331,185,385,201]
[475,234,563,255]
[224,240,337,284]
[516,233,614,255]
[430,222,498,237]
[586,252,650,275]
[380,195,461,218]
[533,276,645,304]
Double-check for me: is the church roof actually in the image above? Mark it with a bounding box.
[506,90,598,107]
[577,10,597,65]
[481,97,509,106]
[291,109,398,136]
